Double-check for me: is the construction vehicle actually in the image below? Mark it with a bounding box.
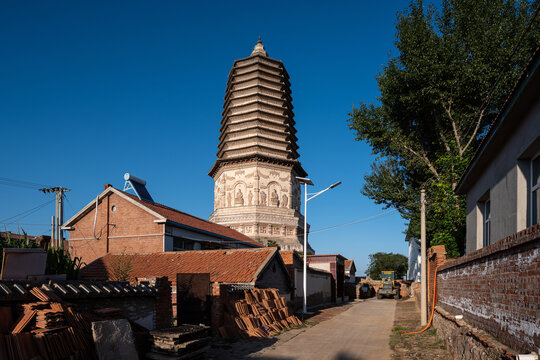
[376,271,401,299]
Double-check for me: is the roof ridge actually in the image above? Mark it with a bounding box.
[119,189,224,226]
[115,189,261,247]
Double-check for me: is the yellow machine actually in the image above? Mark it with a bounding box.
[377,271,400,299]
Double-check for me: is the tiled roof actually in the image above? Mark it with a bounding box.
[82,248,276,284]
[119,190,262,248]
[0,280,156,301]
[344,259,354,270]
[279,251,298,265]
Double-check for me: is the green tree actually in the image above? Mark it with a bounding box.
[348,0,540,257]
[366,252,408,280]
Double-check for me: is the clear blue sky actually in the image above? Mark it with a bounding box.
[1,0,438,274]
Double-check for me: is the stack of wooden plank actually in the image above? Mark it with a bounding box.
[220,288,302,339]
[146,324,211,360]
[0,286,96,360]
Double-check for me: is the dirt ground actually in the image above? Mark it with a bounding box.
[390,298,452,359]
[207,301,356,360]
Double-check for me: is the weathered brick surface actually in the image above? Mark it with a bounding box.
[155,276,172,329]
[68,191,163,265]
[427,245,447,313]
[433,308,517,360]
[436,224,540,354]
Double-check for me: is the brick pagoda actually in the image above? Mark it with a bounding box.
[209,38,312,253]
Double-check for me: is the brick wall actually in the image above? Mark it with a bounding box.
[436,224,540,354]
[68,191,164,265]
[433,307,517,360]
[155,276,172,329]
[427,245,447,313]
[211,283,227,335]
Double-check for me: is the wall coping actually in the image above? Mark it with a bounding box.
[439,223,540,272]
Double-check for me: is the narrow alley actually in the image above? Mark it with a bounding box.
[253,299,396,360]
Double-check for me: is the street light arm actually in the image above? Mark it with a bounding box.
[307,181,342,202]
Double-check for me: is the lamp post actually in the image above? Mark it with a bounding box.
[296,177,341,314]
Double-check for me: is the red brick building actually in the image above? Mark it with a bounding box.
[62,185,261,265]
[344,259,356,283]
[307,254,346,303]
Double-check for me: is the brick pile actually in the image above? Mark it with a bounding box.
[0,287,95,359]
[220,288,302,338]
[146,324,211,360]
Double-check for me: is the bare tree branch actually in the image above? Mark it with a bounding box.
[401,142,441,180]
[444,102,464,155]
[462,108,485,154]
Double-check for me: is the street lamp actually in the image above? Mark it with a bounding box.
[296,177,342,314]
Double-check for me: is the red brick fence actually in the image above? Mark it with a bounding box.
[432,224,540,355]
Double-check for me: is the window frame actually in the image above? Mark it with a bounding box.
[483,199,491,247]
[531,152,540,226]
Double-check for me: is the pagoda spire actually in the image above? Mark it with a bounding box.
[209,39,306,178]
[251,36,268,57]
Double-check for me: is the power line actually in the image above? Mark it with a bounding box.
[0,177,51,190]
[309,209,398,235]
[0,198,55,224]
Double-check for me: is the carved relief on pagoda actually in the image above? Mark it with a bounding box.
[212,164,299,211]
[233,182,246,206]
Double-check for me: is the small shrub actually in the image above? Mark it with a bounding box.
[107,251,133,281]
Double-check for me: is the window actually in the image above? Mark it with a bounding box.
[532,154,540,226]
[172,237,195,251]
[482,199,491,247]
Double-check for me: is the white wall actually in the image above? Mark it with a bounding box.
[465,100,540,253]
[309,262,330,273]
[407,238,421,282]
[294,268,332,305]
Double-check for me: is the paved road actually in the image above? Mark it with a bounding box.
[253,299,396,360]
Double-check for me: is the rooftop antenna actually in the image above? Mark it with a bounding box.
[123,173,154,203]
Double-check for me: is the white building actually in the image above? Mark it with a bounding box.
[407,238,421,282]
[455,48,540,253]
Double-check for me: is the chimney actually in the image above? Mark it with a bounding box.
[104,184,112,190]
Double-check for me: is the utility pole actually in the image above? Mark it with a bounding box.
[420,189,427,326]
[40,187,70,249]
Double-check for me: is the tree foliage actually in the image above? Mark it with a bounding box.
[348,0,540,257]
[366,252,408,280]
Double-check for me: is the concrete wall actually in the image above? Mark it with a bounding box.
[292,268,332,309]
[465,100,540,253]
[435,225,540,354]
